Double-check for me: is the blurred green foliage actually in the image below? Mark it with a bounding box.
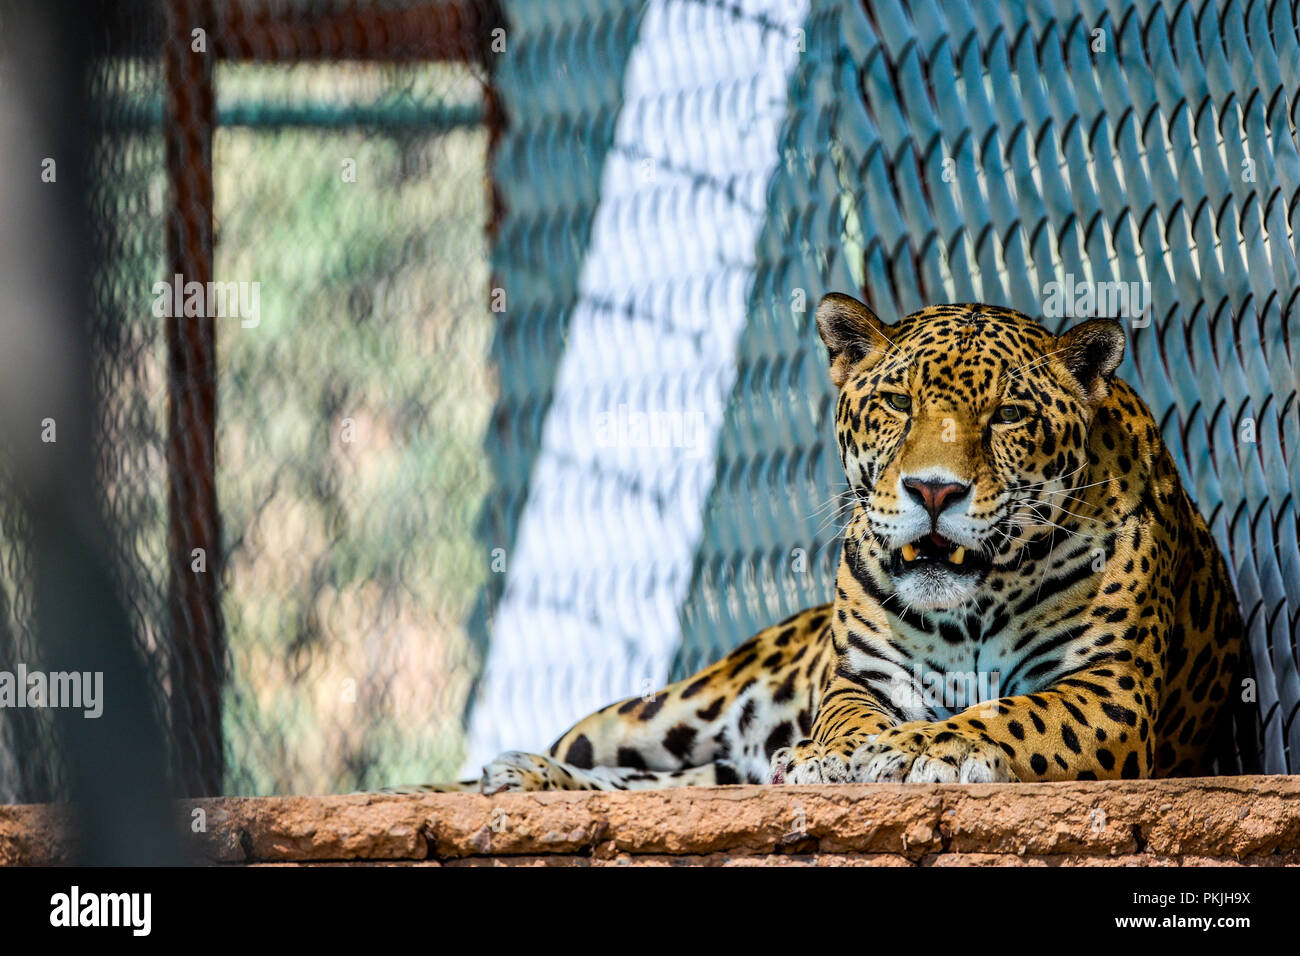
[211,62,493,795]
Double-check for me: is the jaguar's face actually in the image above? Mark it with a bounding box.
[817,295,1125,612]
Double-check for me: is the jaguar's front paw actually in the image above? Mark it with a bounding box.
[768,738,855,784]
[850,722,1018,783]
[480,750,559,793]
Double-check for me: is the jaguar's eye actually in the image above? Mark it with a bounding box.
[883,392,912,412]
[995,404,1026,424]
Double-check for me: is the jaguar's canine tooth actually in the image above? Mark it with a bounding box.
[950,546,966,566]
[901,542,918,562]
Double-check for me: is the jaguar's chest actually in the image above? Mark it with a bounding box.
[887,599,1092,718]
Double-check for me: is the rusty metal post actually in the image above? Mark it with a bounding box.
[164,0,223,797]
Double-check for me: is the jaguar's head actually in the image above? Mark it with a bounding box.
[817,293,1126,613]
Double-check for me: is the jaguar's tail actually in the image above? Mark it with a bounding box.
[369,779,482,794]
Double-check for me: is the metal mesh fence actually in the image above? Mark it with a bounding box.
[2,0,1297,801]
[88,9,175,804]
[0,2,173,805]
[213,59,492,794]
[673,0,1298,772]
[463,0,821,768]
[206,6,497,795]
[470,0,1298,774]
[1,1,498,799]
[0,471,51,804]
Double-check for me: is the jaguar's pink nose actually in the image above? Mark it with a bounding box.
[902,477,969,517]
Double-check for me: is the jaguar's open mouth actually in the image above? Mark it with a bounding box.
[888,532,988,576]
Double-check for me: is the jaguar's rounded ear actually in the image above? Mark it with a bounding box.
[1054,318,1126,404]
[815,293,892,389]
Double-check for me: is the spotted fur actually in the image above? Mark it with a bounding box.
[394,296,1242,793]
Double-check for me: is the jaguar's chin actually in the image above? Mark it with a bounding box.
[889,563,985,612]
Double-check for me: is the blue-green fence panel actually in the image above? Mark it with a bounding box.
[478,0,1300,773]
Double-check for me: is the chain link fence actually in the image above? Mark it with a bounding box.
[2,0,1297,802]
[1,0,499,800]
[213,58,492,794]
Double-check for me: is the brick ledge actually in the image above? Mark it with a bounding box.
[3,777,1299,866]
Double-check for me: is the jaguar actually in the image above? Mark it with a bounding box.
[396,294,1242,792]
